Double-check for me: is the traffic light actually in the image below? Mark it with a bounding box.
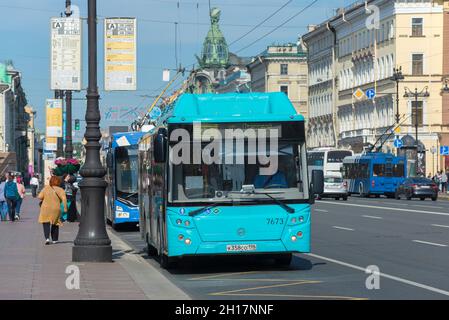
[75,119,80,131]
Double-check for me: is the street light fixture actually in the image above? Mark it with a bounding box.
[404,86,430,176]
[442,79,449,94]
[390,66,405,124]
[72,0,112,262]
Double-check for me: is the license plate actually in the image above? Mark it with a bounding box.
[116,212,130,218]
[226,244,257,252]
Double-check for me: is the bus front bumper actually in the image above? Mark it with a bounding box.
[166,224,311,258]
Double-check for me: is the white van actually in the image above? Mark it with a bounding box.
[317,172,348,201]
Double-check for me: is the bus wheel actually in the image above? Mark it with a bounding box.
[111,222,120,231]
[160,254,176,269]
[395,192,401,200]
[343,196,348,201]
[274,253,292,267]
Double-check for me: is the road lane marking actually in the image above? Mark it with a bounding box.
[332,226,354,231]
[315,209,329,213]
[321,202,449,217]
[412,240,448,248]
[211,293,366,300]
[189,271,259,281]
[412,205,444,209]
[305,253,449,297]
[210,280,366,300]
[431,224,449,229]
[362,215,383,220]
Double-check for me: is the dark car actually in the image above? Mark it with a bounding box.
[395,178,438,201]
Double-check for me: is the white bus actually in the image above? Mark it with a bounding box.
[307,148,354,178]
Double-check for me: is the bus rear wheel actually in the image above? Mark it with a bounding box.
[160,254,176,269]
[274,253,292,267]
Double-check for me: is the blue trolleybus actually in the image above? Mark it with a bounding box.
[105,131,146,229]
[342,152,407,198]
[138,93,324,269]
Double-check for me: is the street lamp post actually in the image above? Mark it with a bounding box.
[404,86,430,176]
[72,0,112,262]
[65,0,73,159]
[390,66,404,124]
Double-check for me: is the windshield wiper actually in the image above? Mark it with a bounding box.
[188,203,220,217]
[255,192,295,214]
[227,189,295,214]
[123,192,138,199]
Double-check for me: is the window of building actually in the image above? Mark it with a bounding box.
[411,101,424,127]
[412,54,424,75]
[280,85,289,97]
[412,18,423,37]
[280,64,288,75]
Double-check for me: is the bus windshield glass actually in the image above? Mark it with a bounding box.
[169,122,308,204]
[115,146,139,203]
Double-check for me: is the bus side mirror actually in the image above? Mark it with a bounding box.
[154,130,167,163]
[311,170,324,195]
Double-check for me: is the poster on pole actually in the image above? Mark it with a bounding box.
[104,18,137,91]
[46,99,63,138]
[50,17,82,91]
[45,137,58,152]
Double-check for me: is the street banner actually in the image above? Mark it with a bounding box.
[45,137,58,151]
[46,99,63,138]
[50,17,82,91]
[104,18,137,91]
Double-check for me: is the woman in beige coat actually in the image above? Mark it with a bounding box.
[38,176,68,245]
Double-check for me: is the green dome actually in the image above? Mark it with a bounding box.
[198,8,229,69]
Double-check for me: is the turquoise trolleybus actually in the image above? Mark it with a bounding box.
[138,93,323,268]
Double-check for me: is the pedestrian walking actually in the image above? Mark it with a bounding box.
[38,176,67,245]
[30,175,39,198]
[62,174,78,223]
[4,174,20,222]
[441,171,448,193]
[15,176,26,220]
[0,176,8,221]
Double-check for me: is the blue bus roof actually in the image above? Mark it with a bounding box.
[166,93,304,124]
[111,132,146,148]
[344,152,406,163]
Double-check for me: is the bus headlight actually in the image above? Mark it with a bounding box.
[176,219,182,225]
[178,234,184,241]
[291,236,297,242]
[185,221,190,227]
[185,238,192,245]
[299,216,304,223]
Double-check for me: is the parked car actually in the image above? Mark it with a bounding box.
[395,178,438,201]
[317,173,348,201]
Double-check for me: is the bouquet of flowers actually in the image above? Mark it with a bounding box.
[53,158,81,176]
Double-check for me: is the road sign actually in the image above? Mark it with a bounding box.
[353,88,364,100]
[50,17,82,90]
[366,88,376,100]
[104,18,137,91]
[441,146,449,156]
[394,138,403,149]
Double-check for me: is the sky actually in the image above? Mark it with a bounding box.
[0,0,356,139]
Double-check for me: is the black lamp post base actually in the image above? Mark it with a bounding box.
[72,245,113,262]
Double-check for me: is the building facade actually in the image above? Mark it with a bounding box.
[304,0,449,175]
[247,42,309,116]
[0,62,30,175]
[303,24,338,148]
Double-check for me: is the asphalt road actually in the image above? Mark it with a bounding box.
[111,196,449,300]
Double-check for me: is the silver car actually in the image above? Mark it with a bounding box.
[317,174,348,201]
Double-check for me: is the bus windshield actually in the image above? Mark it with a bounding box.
[115,146,139,203]
[169,122,308,204]
[171,143,306,203]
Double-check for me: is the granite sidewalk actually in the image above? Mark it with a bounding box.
[0,196,190,300]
